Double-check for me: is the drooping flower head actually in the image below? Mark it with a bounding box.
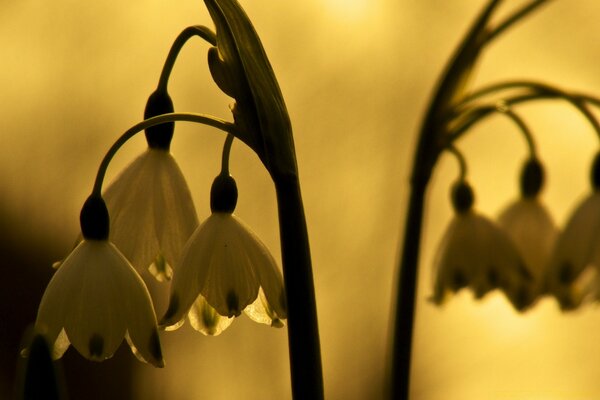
[161,174,287,335]
[545,153,600,309]
[35,195,164,366]
[431,180,536,311]
[498,158,557,286]
[103,90,199,282]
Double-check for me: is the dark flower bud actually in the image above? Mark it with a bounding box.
[80,195,110,240]
[210,174,238,213]
[451,181,474,213]
[520,158,544,198]
[144,90,175,150]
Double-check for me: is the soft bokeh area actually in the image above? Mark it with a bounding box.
[2,1,600,399]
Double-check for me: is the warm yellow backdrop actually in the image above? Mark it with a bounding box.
[2,1,600,399]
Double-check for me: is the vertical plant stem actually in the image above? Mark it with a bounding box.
[274,173,324,400]
[390,179,427,400]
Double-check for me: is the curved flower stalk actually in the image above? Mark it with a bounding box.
[498,158,557,290]
[545,155,600,309]
[432,180,535,310]
[160,176,287,335]
[103,147,198,281]
[35,196,164,367]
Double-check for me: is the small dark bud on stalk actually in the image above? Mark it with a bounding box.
[144,90,175,150]
[520,158,544,198]
[80,195,110,240]
[451,181,474,213]
[210,174,238,213]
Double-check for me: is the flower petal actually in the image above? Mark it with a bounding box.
[201,214,260,317]
[546,192,600,308]
[188,296,234,336]
[104,149,198,278]
[498,198,557,280]
[61,242,128,361]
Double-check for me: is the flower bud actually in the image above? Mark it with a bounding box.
[451,181,474,213]
[80,195,109,240]
[144,90,175,150]
[210,174,238,213]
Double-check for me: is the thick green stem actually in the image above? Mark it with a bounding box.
[274,174,324,400]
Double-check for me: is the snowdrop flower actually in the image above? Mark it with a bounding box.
[161,174,287,335]
[498,158,557,285]
[545,192,600,310]
[432,181,535,311]
[544,155,600,310]
[102,90,199,282]
[35,195,164,366]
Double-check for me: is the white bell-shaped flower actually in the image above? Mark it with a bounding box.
[103,148,198,281]
[161,175,286,335]
[36,196,163,366]
[431,181,535,311]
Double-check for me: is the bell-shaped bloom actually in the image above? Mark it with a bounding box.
[545,192,600,310]
[103,148,198,281]
[431,210,535,311]
[35,240,164,367]
[160,212,287,335]
[498,198,557,284]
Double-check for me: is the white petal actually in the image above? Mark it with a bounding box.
[188,296,234,336]
[546,193,600,308]
[245,288,285,327]
[432,211,533,309]
[160,217,217,329]
[200,214,260,317]
[498,198,557,280]
[104,149,198,278]
[236,215,287,319]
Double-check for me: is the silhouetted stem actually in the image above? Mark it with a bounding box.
[157,25,217,91]
[390,178,427,400]
[274,173,324,400]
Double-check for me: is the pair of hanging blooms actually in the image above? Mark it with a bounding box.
[34,0,290,366]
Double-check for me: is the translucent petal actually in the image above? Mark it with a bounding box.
[62,242,129,361]
[200,214,260,317]
[160,217,217,329]
[151,151,199,269]
[52,329,70,359]
[236,216,287,319]
[498,198,557,280]
[432,211,534,309]
[188,296,234,336]
[546,193,600,306]
[245,288,285,327]
[104,149,198,278]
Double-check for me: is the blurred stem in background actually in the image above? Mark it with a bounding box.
[390,1,551,398]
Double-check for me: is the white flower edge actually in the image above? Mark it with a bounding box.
[35,240,164,367]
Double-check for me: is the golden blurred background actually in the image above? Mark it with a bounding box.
[2,0,600,399]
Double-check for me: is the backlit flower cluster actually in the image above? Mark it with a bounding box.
[432,155,600,311]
